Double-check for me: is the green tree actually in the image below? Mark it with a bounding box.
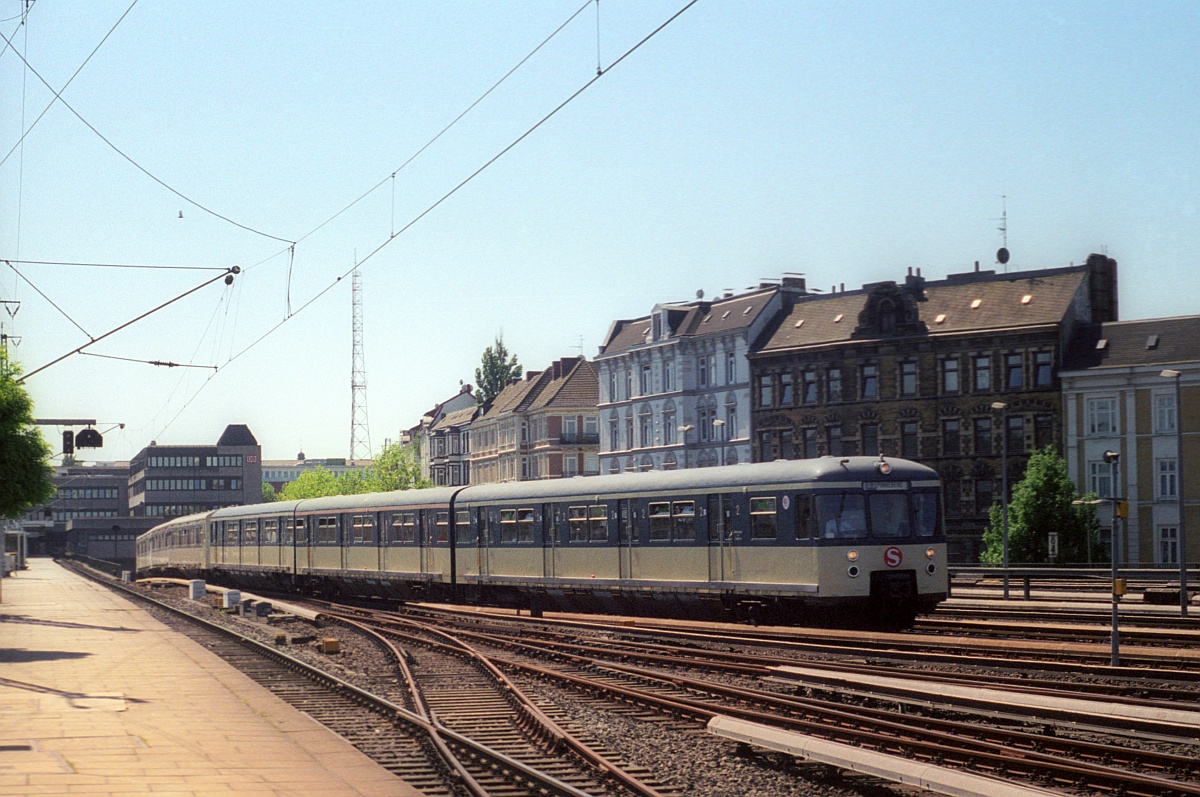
[278,467,343,500]
[474,334,521,406]
[364,440,429,491]
[275,441,430,501]
[261,481,278,502]
[979,446,1106,565]
[0,360,55,520]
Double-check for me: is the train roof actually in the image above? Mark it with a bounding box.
[208,486,464,519]
[457,457,937,504]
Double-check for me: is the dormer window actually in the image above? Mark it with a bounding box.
[652,314,662,341]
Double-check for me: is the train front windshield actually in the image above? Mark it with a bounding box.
[816,490,939,540]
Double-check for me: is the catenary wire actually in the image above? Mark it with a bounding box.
[5,260,92,339]
[2,258,227,271]
[80,351,217,370]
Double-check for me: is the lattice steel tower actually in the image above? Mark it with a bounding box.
[350,268,371,460]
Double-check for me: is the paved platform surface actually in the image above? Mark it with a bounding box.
[0,559,421,796]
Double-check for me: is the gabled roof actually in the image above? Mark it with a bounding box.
[1062,316,1200,371]
[477,370,549,422]
[599,288,779,357]
[756,267,1089,355]
[528,359,598,411]
[432,404,479,430]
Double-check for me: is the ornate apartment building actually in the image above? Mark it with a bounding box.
[749,255,1119,562]
[594,280,807,473]
[469,357,599,484]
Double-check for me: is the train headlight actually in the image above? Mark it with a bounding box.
[925,547,936,559]
[846,550,859,562]
[847,565,860,578]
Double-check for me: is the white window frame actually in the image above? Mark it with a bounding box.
[1088,461,1113,498]
[1086,397,1118,436]
[1157,458,1178,499]
[1158,525,1179,565]
[1155,394,1177,434]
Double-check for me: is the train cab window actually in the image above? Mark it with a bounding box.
[352,515,375,543]
[816,494,867,539]
[456,510,473,543]
[794,495,812,539]
[517,508,535,542]
[589,505,608,542]
[225,521,239,544]
[500,509,518,543]
[244,520,258,544]
[317,516,338,543]
[263,519,279,544]
[648,503,672,541]
[390,512,417,543]
[435,512,449,543]
[750,497,777,539]
[912,493,940,537]
[867,493,909,538]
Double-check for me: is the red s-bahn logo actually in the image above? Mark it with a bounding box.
[884,546,903,567]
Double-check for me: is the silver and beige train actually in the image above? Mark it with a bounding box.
[137,456,948,624]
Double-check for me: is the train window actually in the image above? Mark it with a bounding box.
[352,515,375,543]
[517,508,535,542]
[225,521,239,544]
[390,513,416,543]
[867,493,909,538]
[263,519,279,544]
[209,526,218,545]
[244,520,259,544]
[672,502,695,541]
[794,495,812,540]
[816,493,867,539]
[317,516,338,543]
[456,510,473,543]
[500,509,518,543]
[648,502,672,541]
[912,493,939,537]
[749,497,777,539]
[435,512,449,543]
[568,506,588,542]
[589,505,608,542]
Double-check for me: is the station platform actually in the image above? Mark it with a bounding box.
[0,559,420,797]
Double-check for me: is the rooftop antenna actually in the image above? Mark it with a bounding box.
[573,335,585,359]
[995,195,1010,272]
[350,265,371,461]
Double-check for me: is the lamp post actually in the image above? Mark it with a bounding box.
[1105,450,1122,667]
[992,402,1009,599]
[1161,369,1188,617]
[678,424,694,469]
[712,418,726,466]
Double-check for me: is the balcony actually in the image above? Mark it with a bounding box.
[559,433,600,446]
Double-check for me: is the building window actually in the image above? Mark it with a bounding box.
[639,407,653,448]
[663,411,676,445]
[607,369,619,402]
[663,360,674,392]
[639,364,653,396]
[974,355,992,392]
[759,430,775,461]
[827,368,842,402]
[1005,415,1024,455]
[1006,353,1024,389]
[779,372,794,406]
[974,479,994,514]
[1034,351,1053,387]
[725,351,737,384]
[1087,398,1118,435]
[698,354,714,388]
[802,369,818,404]
[624,415,634,450]
[609,417,620,450]
[564,456,578,477]
[1157,458,1179,499]
[1089,461,1114,498]
[1155,394,1177,434]
[827,425,843,456]
[757,375,774,408]
[1158,526,1180,565]
[973,417,993,455]
[1034,414,1053,449]
[941,358,959,394]
[724,405,737,439]
[861,423,879,456]
[652,314,662,341]
[861,364,878,399]
[901,361,918,397]
[900,421,919,458]
[802,428,818,458]
[699,407,716,442]
[780,429,795,459]
[942,419,961,456]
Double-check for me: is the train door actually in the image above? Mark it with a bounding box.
[618,499,634,580]
[477,507,490,576]
[542,503,556,578]
[707,493,734,582]
[420,510,434,574]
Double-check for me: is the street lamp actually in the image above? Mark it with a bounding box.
[712,419,726,466]
[1161,369,1188,617]
[678,424,694,469]
[991,401,1009,599]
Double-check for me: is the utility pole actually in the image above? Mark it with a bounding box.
[350,267,371,461]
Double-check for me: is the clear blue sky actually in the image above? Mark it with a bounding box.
[3,1,1198,462]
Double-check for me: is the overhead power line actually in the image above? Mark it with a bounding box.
[3,258,227,271]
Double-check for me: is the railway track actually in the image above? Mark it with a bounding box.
[79,568,670,797]
[324,602,1200,797]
